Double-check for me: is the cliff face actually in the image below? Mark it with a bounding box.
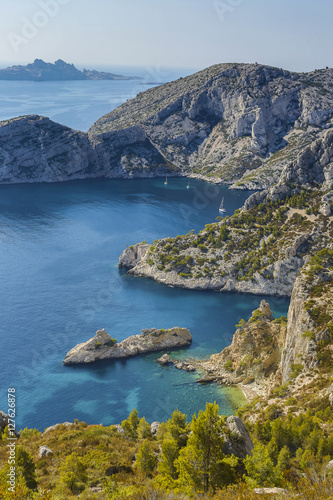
[1,63,333,185]
[0,116,94,183]
[91,63,333,187]
[0,117,172,184]
[195,301,286,396]
[281,248,333,382]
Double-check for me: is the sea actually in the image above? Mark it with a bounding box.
[0,68,290,431]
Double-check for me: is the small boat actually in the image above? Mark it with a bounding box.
[164,177,168,185]
[186,181,190,189]
[219,197,226,213]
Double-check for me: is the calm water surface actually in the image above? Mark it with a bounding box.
[0,178,289,430]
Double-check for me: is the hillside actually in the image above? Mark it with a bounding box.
[0,59,140,81]
[119,129,333,297]
[91,63,333,188]
[1,62,333,185]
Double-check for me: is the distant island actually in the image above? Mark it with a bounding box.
[0,59,141,81]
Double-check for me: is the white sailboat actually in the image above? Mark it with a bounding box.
[164,177,168,185]
[219,197,226,213]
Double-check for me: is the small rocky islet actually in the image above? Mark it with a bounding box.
[63,327,192,365]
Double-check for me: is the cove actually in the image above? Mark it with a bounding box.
[0,178,289,430]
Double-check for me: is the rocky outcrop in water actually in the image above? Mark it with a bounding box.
[194,301,286,395]
[63,327,192,365]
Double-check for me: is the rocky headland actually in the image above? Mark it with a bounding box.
[119,129,332,298]
[1,63,333,185]
[0,59,140,81]
[63,327,192,365]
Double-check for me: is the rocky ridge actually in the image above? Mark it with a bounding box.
[1,63,333,185]
[0,59,140,81]
[91,63,333,188]
[63,327,192,365]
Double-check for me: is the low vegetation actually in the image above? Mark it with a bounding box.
[1,394,333,499]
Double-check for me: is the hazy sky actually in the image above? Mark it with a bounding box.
[0,0,332,74]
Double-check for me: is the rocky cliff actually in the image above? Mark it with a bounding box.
[193,301,286,396]
[1,63,333,185]
[119,129,332,297]
[0,116,172,183]
[91,63,333,188]
[193,262,333,403]
[63,327,192,365]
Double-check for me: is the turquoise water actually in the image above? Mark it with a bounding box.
[0,178,289,430]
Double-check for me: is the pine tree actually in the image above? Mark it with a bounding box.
[158,437,179,479]
[244,441,281,487]
[121,408,140,440]
[176,402,235,492]
[134,439,157,476]
[165,409,189,448]
[58,452,87,493]
[17,446,37,491]
[137,417,152,439]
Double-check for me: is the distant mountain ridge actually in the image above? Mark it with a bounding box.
[0,59,141,81]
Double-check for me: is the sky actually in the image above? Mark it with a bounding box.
[0,0,332,74]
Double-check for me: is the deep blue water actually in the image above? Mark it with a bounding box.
[0,178,289,430]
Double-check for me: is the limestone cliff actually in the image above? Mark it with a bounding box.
[194,301,286,396]
[91,63,333,188]
[0,116,172,184]
[119,129,332,297]
[192,249,333,403]
[1,63,333,185]
[63,327,192,365]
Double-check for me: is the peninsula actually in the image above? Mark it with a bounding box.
[63,327,192,365]
[0,59,141,81]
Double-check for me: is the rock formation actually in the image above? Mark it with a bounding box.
[1,63,333,185]
[64,327,192,365]
[194,301,286,395]
[222,416,254,459]
[90,63,333,188]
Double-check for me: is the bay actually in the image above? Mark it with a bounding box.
[0,71,289,430]
[0,178,289,430]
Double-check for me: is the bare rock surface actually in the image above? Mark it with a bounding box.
[64,327,192,365]
[1,63,333,187]
[222,416,254,458]
[156,354,170,365]
[39,446,53,458]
